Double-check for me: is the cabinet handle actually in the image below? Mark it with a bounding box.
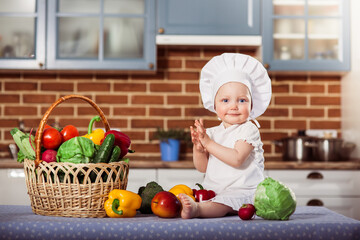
[148,63,154,69]
[307,199,324,206]
[38,62,44,68]
[263,63,269,69]
[307,171,323,180]
[158,28,165,34]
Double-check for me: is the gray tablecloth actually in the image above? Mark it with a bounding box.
[0,205,359,240]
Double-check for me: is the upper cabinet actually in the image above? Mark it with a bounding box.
[157,0,261,35]
[262,0,350,71]
[0,0,156,70]
[0,0,46,69]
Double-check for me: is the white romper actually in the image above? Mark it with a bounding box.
[201,121,265,211]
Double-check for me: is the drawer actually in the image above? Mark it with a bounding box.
[126,169,157,193]
[266,170,360,196]
[296,197,360,220]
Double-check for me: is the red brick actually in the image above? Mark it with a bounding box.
[23,73,57,80]
[0,94,20,103]
[95,74,128,80]
[0,119,19,127]
[167,48,201,57]
[58,73,93,80]
[5,106,37,116]
[257,120,271,129]
[131,72,165,80]
[168,120,195,129]
[272,84,289,93]
[186,83,200,93]
[167,95,199,105]
[150,83,182,92]
[106,119,128,129]
[41,106,74,116]
[328,84,341,93]
[114,83,146,92]
[131,119,164,128]
[131,95,164,104]
[310,76,341,82]
[5,82,37,91]
[275,96,307,105]
[274,75,307,82]
[130,143,159,153]
[185,108,215,117]
[41,82,74,91]
[158,59,182,69]
[310,96,340,105]
[150,107,181,116]
[261,132,288,141]
[78,106,110,116]
[23,94,57,103]
[168,71,199,81]
[125,131,146,141]
[293,84,325,93]
[262,108,289,117]
[0,73,21,79]
[274,120,306,129]
[96,95,127,104]
[185,60,208,69]
[114,107,146,116]
[78,82,110,92]
[292,108,325,117]
[310,121,341,129]
[328,108,341,117]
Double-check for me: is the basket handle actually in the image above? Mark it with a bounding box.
[34,95,110,167]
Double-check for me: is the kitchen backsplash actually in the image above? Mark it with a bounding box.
[0,46,341,161]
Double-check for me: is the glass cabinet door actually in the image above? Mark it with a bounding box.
[263,0,350,71]
[47,0,155,70]
[0,0,46,69]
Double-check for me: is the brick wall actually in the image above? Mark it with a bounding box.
[0,45,341,161]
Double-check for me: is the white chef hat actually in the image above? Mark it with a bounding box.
[200,53,272,125]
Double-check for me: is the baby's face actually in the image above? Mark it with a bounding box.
[214,82,251,128]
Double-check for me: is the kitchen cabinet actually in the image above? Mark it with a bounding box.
[267,170,360,220]
[157,0,260,36]
[0,0,156,70]
[262,0,350,71]
[0,169,30,205]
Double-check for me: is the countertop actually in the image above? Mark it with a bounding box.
[1,158,360,170]
[1,205,359,240]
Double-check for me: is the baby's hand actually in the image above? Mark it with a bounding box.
[194,119,211,149]
[190,126,205,152]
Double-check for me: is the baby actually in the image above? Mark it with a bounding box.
[179,53,272,218]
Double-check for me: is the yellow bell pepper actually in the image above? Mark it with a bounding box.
[83,116,105,145]
[104,189,142,218]
[169,184,196,201]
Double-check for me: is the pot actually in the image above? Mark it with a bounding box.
[307,138,356,162]
[274,136,316,162]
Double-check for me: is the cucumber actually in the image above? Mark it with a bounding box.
[109,146,121,163]
[93,134,115,163]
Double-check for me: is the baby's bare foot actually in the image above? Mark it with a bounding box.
[179,193,199,219]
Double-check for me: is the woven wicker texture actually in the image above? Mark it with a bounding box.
[24,95,129,218]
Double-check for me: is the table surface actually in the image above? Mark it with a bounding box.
[0,205,359,240]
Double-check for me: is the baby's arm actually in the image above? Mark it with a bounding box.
[195,120,253,168]
[190,123,208,173]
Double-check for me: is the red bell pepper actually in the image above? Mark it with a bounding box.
[193,183,216,202]
[101,130,134,159]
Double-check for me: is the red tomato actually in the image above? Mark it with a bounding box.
[60,125,79,142]
[36,124,52,137]
[42,128,62,149]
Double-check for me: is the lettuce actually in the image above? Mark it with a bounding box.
[254,177,296,220]
[56,137,96,164]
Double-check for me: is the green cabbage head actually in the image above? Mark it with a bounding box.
[254,177,296,220]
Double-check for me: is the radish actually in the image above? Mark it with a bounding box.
[42,149,57,163]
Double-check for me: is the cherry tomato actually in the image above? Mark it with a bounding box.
[60,125,79,142]
[42,128,62,149]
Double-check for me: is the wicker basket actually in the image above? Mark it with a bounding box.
[24,95,129,218]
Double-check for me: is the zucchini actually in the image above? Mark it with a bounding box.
[10,128,35,162]
[109,146,121,163]
[93,134,115,163]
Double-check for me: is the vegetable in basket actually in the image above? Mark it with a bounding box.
[104,189,142,218]
[101,130,134,159]
[10,128,35,163]
[56,136,96,164]
[254,177,297,220]
[83,116,105,145]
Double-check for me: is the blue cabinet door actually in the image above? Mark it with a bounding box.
[157,0,260,35]
[46,0,156,70]
[262,0,350,72]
